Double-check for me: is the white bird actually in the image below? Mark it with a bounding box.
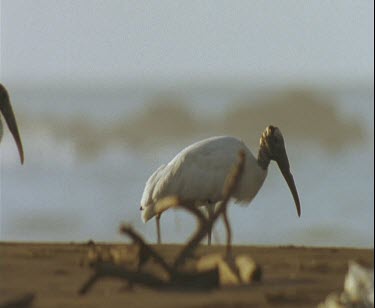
[140,125,300,244]
[0,83,24,164]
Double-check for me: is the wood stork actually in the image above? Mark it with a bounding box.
[0,83,24,164]
[140,125,300,244]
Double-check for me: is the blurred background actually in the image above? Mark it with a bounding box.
[0,1,373,247]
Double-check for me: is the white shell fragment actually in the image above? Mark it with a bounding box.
[344,261,374,306]
[318,261,374,308]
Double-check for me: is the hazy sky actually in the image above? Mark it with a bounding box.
[1,1,374,86]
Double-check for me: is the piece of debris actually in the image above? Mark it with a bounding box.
[79,151,253,294]
[196,253,262,286]
[82,243,143,269]
[344,261,374,305]
[318,261,374,308]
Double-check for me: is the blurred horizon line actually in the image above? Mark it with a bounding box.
[3,77,373,95]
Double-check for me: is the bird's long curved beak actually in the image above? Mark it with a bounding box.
[276,150,301,217]
[0,87,24,164]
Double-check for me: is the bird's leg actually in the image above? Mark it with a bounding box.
[206,204,215,245]
[222,207,232,258]
[156,214,162,244]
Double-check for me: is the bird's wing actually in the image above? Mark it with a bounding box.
[152,141,242,205]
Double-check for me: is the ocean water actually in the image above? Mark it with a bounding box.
[0,85,373,247]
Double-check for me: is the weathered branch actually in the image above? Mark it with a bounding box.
[119,225,173,276]
[216,149,246,218]
[79,262,168,295]
[172,150,246,270]
[79,150,246,295]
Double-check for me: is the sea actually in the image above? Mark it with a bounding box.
[0,83,373,247]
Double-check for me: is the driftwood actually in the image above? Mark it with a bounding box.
[173,149,246,270]
[79,150,246,295]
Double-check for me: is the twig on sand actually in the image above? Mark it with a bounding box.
[79,150,245,295]
[119,225,173,276]
[78,262,168,295]
[79,233,220,294]
[173,150,245,269]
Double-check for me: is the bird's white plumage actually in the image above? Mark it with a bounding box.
[141,136,267,222]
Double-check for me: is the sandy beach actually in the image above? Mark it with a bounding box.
[0,243,373,307]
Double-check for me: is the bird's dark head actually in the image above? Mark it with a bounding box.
[260,125,301,217]
[260,125,286,161]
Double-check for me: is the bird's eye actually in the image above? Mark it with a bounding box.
[139,206,143,211]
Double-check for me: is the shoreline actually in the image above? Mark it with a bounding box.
[1,243,373,307]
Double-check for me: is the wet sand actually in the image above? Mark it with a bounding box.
[0,243,373,307]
